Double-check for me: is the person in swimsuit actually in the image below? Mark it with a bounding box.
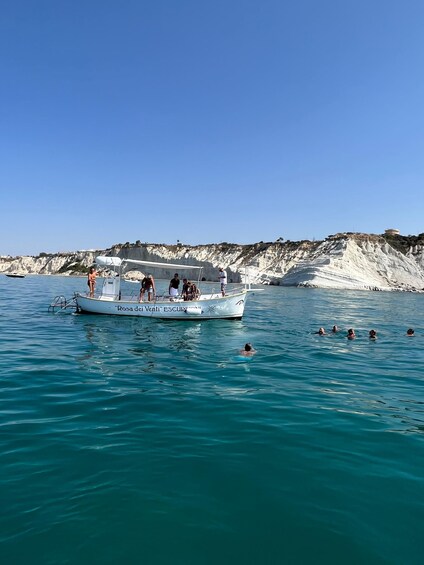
[347,328,356,340]
[87,266,97,297]
[139,274,155,302]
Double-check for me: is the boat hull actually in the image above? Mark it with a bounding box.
[75,291,249,320]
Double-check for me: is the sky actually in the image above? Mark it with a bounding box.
[1,0,424,256]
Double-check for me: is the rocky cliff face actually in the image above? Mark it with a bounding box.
[1,233,424,292]
[0,251,98,276]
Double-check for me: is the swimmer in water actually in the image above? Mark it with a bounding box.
[369,329,377,340]
[317,327,326,335]
[240,343,256,357]
[406,328,415,336]
[347,328,356,340]
[332,325,339,333]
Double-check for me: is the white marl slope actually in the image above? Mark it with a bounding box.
[280,236,424,290]
[1,234,424,291]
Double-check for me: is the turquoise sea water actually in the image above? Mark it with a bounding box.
[1,275,423,564]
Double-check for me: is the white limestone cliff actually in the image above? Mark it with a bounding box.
[1,234,424,292]
[0,251,98,276]
[279,236,424,290]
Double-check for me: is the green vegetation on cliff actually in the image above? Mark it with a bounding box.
[57,261,89,274]
[382,233,424,254]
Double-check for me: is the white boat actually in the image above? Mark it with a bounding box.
[74,256,256,320]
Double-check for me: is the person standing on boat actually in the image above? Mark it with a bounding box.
[87,266,97,298]
[140,273,156,302]
[219,267,227,296]
[169,273,180,299]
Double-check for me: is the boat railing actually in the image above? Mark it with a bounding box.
[90,290,246,303]
[90,283,247,303]
[48,294,78,313]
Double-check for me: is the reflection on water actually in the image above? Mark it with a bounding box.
[167,322,203,354]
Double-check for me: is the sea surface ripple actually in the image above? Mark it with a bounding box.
[1,275,423,564]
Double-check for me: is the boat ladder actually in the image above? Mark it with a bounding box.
[48,293,79,313]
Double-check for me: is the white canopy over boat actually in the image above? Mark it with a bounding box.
[96,256,123,267]
[95,256,202,270]
[122,258,203,270]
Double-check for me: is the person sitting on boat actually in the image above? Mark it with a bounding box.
[87,266,97,298]
[181,278,190,300]
[182,280,199,301]
[190,282,200,300]
[219,267,227,297]
[139,273,155,302]
[169,273,180,299]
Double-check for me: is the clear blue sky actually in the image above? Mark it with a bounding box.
[1,0,423,256]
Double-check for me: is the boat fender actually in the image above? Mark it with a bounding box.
[185,306,202,315]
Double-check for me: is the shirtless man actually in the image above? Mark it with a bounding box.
[139,274,156,302]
